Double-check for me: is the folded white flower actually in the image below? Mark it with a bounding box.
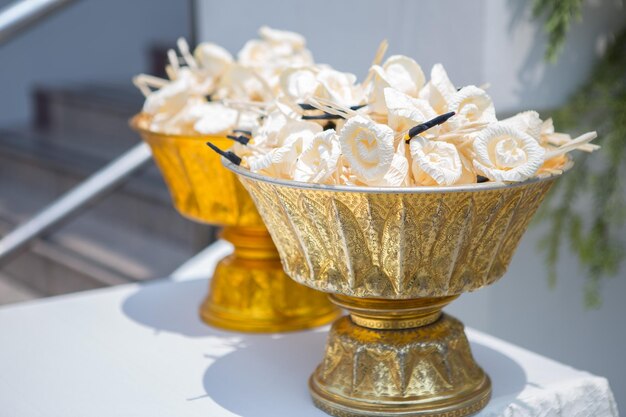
[448,85,497,128]
[194,42,233,79]
[370,153,409,187]
[245,135,306,179]
[294,129,341,184]
[252,110,288,149]
[473,124,545,182]
[143,70,192,118]
[275,119,322,148]
[259,26,306,51]
[419,64,457,114]
[220,64,272,102]
[279,67,325,102]
[384,88,437,134]
[237,39,274,68]
[410,137,462,186]
[193,103,239,135]
[316,69,364,107]
[500,111,542,141]
[382,55,425,97]
[339,115,395,185]
[368,55,425,114]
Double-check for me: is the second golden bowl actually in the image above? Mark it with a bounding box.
[132,114,339,333]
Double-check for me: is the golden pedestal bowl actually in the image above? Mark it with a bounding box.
[226,159,562,417]
[131,114,339,333]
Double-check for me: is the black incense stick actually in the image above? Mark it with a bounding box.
[227,134,251,145]
[206,142,242,165]
[406,112,456,142]
[298,103,366,111]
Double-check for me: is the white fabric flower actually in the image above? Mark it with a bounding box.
[410,137,462,186]
[316,69,364,107]
[473,124,545,182]
[384,88,437,134]
[294,129,341,184]
[258,26,306,50]
[338,115,395,185]
[448,85,497,127]
[382,55,425,97]
[419,64,457,114]
[143,70,192,118]
[246,120,319,178]
[500,111,542,141]
[368,55,425,113]
[279,67,325,102]
[193,42,233,79]
[193,103,239,135]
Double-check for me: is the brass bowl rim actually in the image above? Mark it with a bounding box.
[129,113,229,142]
[223,156,572,194]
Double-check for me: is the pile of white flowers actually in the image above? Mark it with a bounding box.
[134,26,314,135]
[136,28,599,186]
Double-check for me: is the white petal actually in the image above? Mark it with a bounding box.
[279,67,324,101]
[500,111,542,141]
[449,85,496,126]
[258,26,306,50]
[384,88,437,133]
[473,124,544,182]
[193,103,239,135]
[193,42,233,78]
[338,115,395,184]
[382,55,425,97]
[410,137,462,186]
[419,64,456,113]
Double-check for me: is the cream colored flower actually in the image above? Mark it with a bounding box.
[316,69,364,107]
[448,85,496,128]
[368,55,425,113]
[193,103,239,135]
[259,26,306,50]
[473,124,545,182]
[143,70,192,118]
[419,64,457,113]
[338,115,395,185]
[500,111,542,141]
[294,129,341,184]
[279,67,325,102]
[193,42,233,79]
[252,110,288,149]
[382,55,425,97]
[371,153,409,187]
[220,64,272,102]
[384,88,437,134]
[409,137,462,186]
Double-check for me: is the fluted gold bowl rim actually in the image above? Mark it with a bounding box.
[223,157,572,193]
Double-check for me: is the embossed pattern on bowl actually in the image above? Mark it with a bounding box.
[227,161,559,299]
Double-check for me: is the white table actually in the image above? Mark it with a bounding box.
[0,243,619,417]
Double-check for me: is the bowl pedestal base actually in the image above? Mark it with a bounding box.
[199,226,340,333]
[310,295,491,417]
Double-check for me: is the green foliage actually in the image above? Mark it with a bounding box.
[532,0,584,62]
[536,29,626,307]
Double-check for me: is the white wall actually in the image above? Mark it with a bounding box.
[0,0,190,125]
[195,0,626,408]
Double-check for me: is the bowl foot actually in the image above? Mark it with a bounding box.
[200,252,340,333]
[309,314,491,417]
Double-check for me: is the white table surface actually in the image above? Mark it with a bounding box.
[0,243,619,417]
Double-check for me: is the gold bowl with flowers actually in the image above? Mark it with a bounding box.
[226,157,565,416]
[131,114,339,333]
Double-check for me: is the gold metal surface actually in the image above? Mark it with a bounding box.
[227,159,561,416]
[131,114,339,333]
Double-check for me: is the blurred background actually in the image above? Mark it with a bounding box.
[0,0,625,409]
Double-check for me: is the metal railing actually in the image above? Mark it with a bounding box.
[0,0,78,45]
[0,0,153,266]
